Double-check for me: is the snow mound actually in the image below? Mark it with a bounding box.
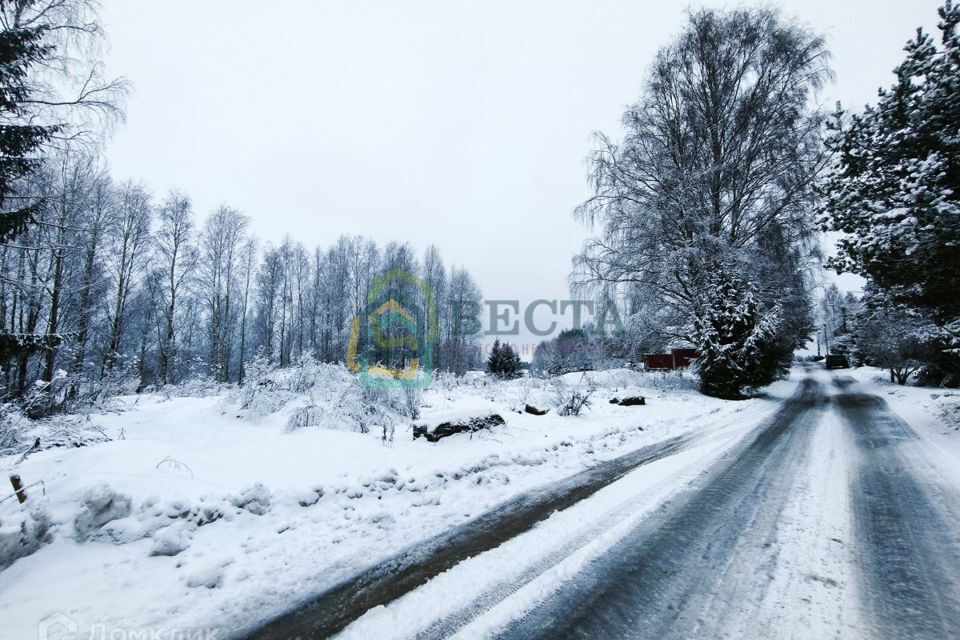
[0,505,51,569]
[229,484,271,516]
[74,484,132,541]
[185,564,225,589]
[296,486,324,507]
[150,522,194,557]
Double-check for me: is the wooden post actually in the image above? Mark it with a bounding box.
[10,475,27,504]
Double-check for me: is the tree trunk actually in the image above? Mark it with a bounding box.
[41,252,63,382]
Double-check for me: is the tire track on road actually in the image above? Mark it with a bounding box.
[835,386,960,640]
[493,378,825,639]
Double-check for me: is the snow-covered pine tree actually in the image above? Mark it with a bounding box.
[487,339,503,375]
[821,2,960,329]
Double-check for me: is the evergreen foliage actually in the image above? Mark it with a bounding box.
[821,3,960,328]
[0,17,58,241]
[693,265,788,399]
[487,339,522,379]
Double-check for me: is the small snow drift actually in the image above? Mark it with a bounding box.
[150,522,193,557]
[186,564,225,589]
[610,396,646,407]
[74,484,132,541]
[229,484,272,516]
[413,415,506,442]
[0,506,51,569]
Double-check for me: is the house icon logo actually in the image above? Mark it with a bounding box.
[346,268,437,388]
[38,612,77,640]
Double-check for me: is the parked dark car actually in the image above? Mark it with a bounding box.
[825,354,849,369]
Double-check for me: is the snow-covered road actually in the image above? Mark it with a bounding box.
[321,372,960,640]
[835,378,960,639]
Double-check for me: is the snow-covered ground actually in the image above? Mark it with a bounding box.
[0,367,783,639]
[335,366,960,640]
[3,365,956,640]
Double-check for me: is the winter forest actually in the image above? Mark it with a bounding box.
[0,2,487,416]
[3,1,960,639]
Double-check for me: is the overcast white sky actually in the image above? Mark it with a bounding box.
[99,0,940,351]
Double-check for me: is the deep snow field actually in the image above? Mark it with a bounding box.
[0,364,956,639]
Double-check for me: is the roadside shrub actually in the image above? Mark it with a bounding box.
[553,375,597,416]
[287,404,323,431]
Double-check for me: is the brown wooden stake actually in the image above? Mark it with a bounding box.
[10,474,27,504]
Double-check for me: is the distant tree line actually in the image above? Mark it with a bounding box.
[0,0,484,414]
[1,154,485,406]
[532,327,640,375]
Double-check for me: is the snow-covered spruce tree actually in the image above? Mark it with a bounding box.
[693,265,789,399]
[0,7,64,368]
[572,8,826,396]
[820,284,862,359]
[487,339,522,379]
[0,14,53,242]
[820,2,960,336]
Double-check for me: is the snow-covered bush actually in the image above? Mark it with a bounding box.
[229,483,272,516]
[499,377,552,414]
[553,374,598,416]
[162,375,231,399]
[74,484,133,541]
[236,356,285,415]
[286,353,354,394]
[308,381,407,440]
[461,371,488,388]
[399,387,423,420]
[646,369,698,393]
[238,357,360,420]
[286,403,323,431]
[433,371,460,394]
[0,404,27,454]
[36,415,112,453]
[21,361,142,420]
[0,505,51,569]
